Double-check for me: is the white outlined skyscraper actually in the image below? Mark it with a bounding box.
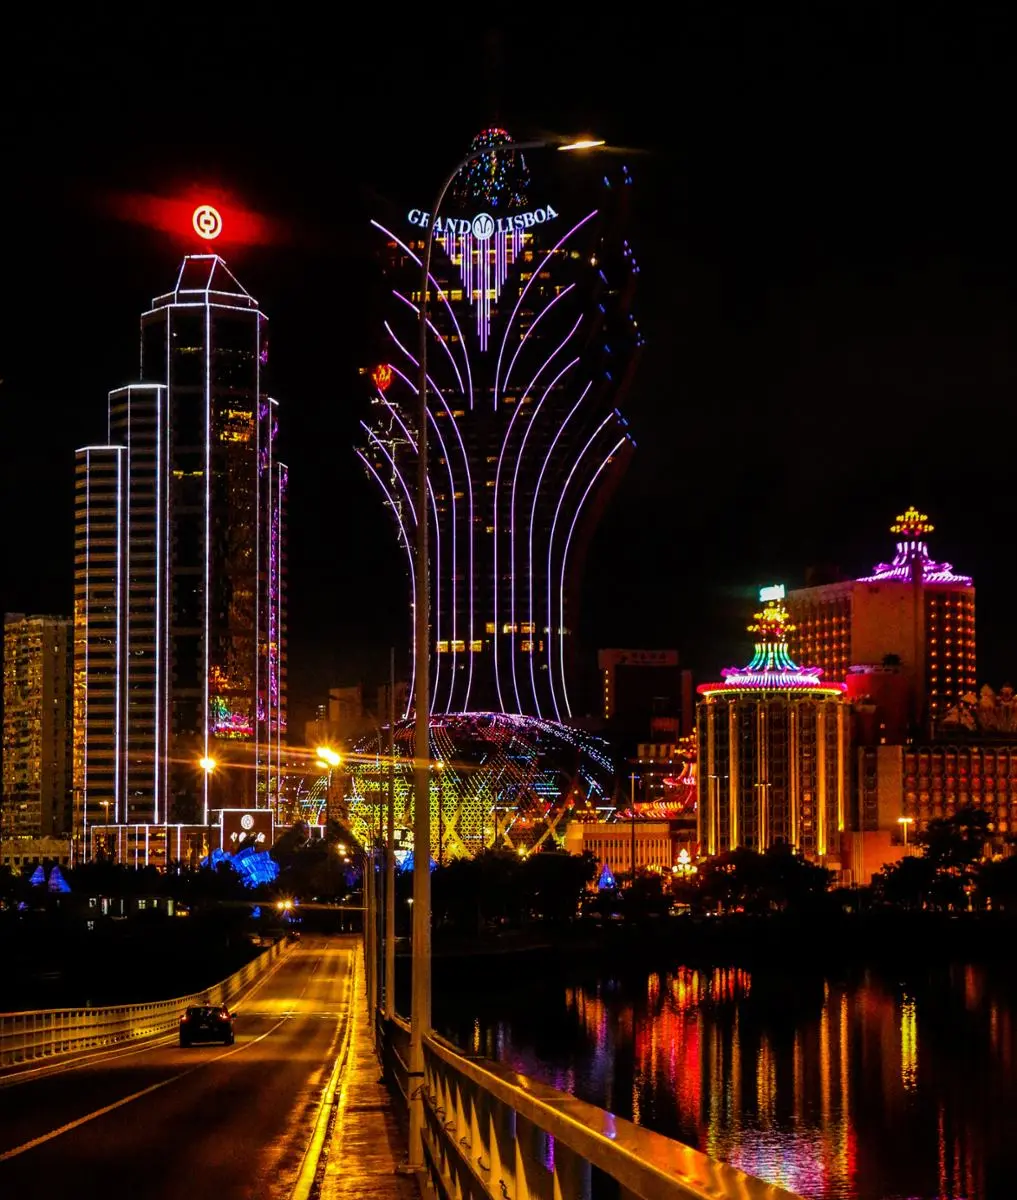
[74,256,287,860]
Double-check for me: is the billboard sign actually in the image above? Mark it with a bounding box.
[220,809,274,850]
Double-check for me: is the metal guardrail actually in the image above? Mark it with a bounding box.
[376,1014,804,1200]
[0,938,290,1069]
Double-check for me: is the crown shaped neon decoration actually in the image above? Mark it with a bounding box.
[890,505,934,539]
[858,506,972,586]
[696,596,845,694]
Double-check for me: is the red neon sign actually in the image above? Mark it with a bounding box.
[192,204,223,240]
[372,364,394,392]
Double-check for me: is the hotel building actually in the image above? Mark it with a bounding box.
[786,507,975,730]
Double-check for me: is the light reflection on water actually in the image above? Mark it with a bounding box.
[437,960,1017,1200]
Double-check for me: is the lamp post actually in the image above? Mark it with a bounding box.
[199,756,217,868]
[408,133,606,1169]
[898,815,914,847]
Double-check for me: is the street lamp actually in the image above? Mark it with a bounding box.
[409,132,608,1168]
[898,815,915,847]
[199,757,217,866]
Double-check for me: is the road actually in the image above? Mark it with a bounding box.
[0,935,355,1200]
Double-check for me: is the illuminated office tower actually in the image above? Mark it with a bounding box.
[74,256,287,848]
[361,128,642,719]
[785,507,975,728]
[2,614,73,839]
[697,591,849,863]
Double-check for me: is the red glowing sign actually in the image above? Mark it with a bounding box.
[372,364,394,392]
[192,204,223,240]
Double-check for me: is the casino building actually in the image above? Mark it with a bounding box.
[360,128,642,721]
[350,129,642,858]
[697,591,849,864]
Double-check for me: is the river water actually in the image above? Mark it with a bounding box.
[435,957,1017,1199]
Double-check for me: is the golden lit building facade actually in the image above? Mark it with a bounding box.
[2,614,73,840]
[786,507,975,729]
[697,590,849,864]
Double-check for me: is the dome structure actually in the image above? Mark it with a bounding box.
[344,713,616,860]
[448,127,531,211]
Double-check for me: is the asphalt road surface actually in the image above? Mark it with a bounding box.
[0,935,355,1200]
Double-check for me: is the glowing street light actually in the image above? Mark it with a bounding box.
[898,815,915,846]
[557,137,606,151]
[199,756,217,774]
[316,746,341,767]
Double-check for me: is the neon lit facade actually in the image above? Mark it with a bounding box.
[2,614,73,840]
[345,712,616,859]
[786,507,975,724]
[697,595,848,862]
[362,128,642,719]
[74,256,287,856]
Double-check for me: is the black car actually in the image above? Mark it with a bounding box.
[179,1005,236,1047]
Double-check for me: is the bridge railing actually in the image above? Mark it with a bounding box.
[0,938,290,1069]
[377,1015,803,1200]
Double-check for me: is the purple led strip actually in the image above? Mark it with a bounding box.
[509,350,581,713]
[858,540,972,586]
[383,322,475,710]
[371,220,474,408]
[558,437,627,719]
[356,449,416,719]
[493,321,583,712]
[390,299,465,397]
[494,211,598,408]
[546,414,614,721]
[528,381,592,717]
[383,364,447,711]
[502,282,577,400]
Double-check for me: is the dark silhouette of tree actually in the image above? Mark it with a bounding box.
[919,807,991,870]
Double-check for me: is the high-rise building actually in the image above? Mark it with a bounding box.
[360,128,641,720]
[2,615,73,839]
[785,507,974,730]
[697,589,849,863]
[74,255,287,858]
[598,649,694,744]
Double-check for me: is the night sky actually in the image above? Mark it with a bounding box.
[4,9,1017,728]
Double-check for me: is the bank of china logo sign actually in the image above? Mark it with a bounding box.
[472,212,495,240]
[240,813,255,830]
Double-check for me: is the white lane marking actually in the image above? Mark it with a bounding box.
[0,940,299,1090]
[0,1017,288,1163]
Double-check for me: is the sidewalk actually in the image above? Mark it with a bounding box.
[319,952,419,1200]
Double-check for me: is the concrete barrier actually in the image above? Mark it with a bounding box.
[0,938,290,1068]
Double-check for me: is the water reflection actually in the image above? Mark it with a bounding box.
[437,959,1017,1199]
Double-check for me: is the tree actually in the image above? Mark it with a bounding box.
[520,850,596,923]
[919,807,992,870]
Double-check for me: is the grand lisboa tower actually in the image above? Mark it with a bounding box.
[347,129,643,859]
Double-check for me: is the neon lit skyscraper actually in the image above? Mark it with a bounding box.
[74,256,287,853]
[361,129,642,719]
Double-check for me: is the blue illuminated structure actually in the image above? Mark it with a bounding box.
[201,844,279,887]
[597,862,616,891]
[47,866,72,894]
[361,128,642,720]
